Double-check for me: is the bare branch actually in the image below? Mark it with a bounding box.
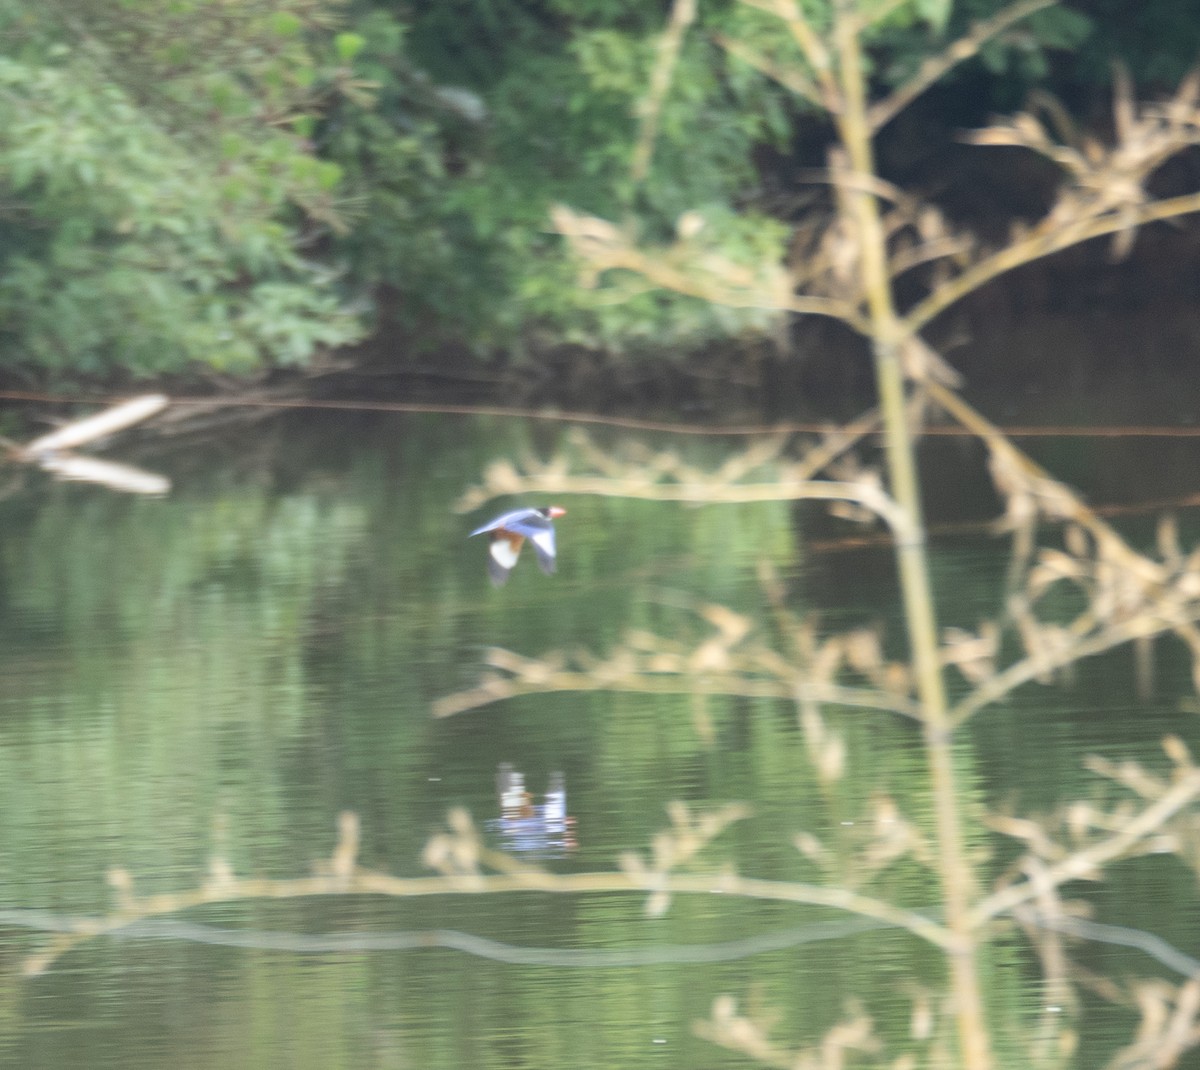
[870,0,1057,131]
[551,205,868,330]
[455,428,913,536]
[20,394,168,456]
[713,32,823,109]
[22,813,956,975]
[951,610,1200,730]
[632,0,697,183]
[905,192,1200,336]
[433,631,923,720]
[972,768,1200,927]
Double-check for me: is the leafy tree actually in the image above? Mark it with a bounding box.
[326,0,1097,360]
[0,0,366,374]
[0,0,1197,374]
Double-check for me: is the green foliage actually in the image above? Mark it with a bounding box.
[0,0,1190,374]
[1066,0,1200,87]
[326,0,1123,360]
[0,1,365,375]
[973,4,1092,83]
[331,1,800,355]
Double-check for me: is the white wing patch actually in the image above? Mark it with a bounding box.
[490,538,522,570]
[530,529,556,559]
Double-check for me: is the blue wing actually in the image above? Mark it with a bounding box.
[470,509,558,579]
[469,508,545,538]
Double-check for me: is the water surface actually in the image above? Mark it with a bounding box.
[1,397,1198,1067]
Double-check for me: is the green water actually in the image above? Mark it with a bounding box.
[0,408,1196,1068]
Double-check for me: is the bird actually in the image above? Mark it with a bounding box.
[469,506,566,586]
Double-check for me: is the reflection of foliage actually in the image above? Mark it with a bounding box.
[11,410,1200,1064]
[0,466,371,903]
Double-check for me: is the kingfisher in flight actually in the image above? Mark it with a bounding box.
[470,506,567,586]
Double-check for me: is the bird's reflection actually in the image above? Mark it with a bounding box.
[489,763,577,855]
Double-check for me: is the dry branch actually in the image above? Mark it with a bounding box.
[904,191,1200,336]
[23,811,955,976]
[456,428,913,537]
[973,767,1200,927]
[551,204,870,332]
[433,607,923,721]
[632,0,697,183]
[868,0,1057,132]
[696,996,881,1070]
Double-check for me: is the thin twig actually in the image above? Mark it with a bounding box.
[632,0,697,183]
[713,32,823,109]
[433,667,922,720]
[869,0,1057,131]
[740,0,840,111]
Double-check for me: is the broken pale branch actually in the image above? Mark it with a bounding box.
[7,394,171,495]
[20,395,168,457]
